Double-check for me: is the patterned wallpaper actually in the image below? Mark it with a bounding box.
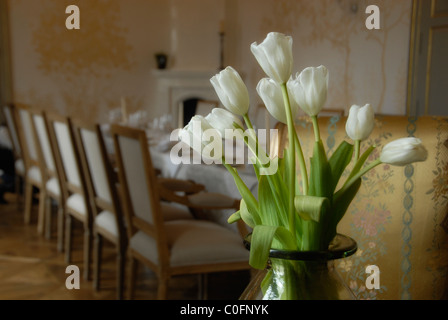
[32,0,134,121]
[9,0,167,122]
[235,0,412,117]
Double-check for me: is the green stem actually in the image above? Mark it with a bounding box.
[222,160,259,214]
[243,113,266,167]
[281,83,296,242]
[311,115,320,142]
[243,114,258,142]
[242,113,288,217]
[354,140,360,160]
[293,129,308,195]
[337,158,382,197]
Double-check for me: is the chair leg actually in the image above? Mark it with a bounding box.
[44,196,52,239]
[57,205,64,253]
[64,214,73,264]
[83,224,92,281]
[37,188,46,235]
[15,174,23,210]
[198,273,208,300]
[127,255,138,300]
[157,275,169,300]
[23,181,32,224]
[116,246,126,300]
[93,233,102,291]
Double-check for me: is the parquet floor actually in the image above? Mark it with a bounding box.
[0,192,251,300]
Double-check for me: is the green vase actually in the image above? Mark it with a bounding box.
[239,234,357,300]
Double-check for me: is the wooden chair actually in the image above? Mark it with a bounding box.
[15,104,46,232]
[1,104,26,206]
[71,119,128,299]
[46,113,93,280]
[110,124,250,299]
[29,109,65,250]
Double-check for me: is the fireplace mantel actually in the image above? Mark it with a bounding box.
[152,69,220,128]
[152,69,218,81]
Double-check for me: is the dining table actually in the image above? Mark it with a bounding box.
[102,123,260,232]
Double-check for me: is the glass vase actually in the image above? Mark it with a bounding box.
[240,234,357,300]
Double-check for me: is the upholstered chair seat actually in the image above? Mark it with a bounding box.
[45,177,60,196]
[14,159,25,176]
[26,166,41,184]
[66,193,87,216]
[160,202,194,221]
[129,219,249,268]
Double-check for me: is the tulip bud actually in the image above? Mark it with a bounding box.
[257,78,299,124]
[288,65,328,117]
[205,108,244,139]
[345,104,375,141]
[380,137,428,166]
[250,32,293,84]
[179,115,223,162]
[210,66,250,116]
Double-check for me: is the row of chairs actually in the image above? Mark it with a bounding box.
[1,103,250,300]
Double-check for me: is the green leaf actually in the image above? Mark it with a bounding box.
[230,166,260,217]
[249,225,296,269]
[258,175,287,227]
[309,140,332,199]
[328,141,353,192]
[274,226,297,250]
[294,195,330,222]
[345,145,375,184]
[227,210,241,224]
[250,225,277,269]
[277,153,286,177]
[330,178,362,242]
[240,199,260,228]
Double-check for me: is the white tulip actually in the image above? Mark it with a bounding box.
[257,78,299,124]
[179,115,223,162]
[345,104,375,141]
[250,32,293,84]
[205,108,244,139]
[288,65,328,117]
[380,137,428,166]
[210,66,250,116]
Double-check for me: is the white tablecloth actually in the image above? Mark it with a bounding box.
[150,146,259,200]
[101,124,259,201]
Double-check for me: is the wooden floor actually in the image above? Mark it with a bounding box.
[0,192,251,300]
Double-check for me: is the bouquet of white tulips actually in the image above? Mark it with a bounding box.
[179,32,428,274]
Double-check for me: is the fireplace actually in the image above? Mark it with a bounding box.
[152,69,220,128]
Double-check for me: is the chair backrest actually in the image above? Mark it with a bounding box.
[29,109,57,180]
[46,113,85,197]
[110,124,168,262]
[16,104,39,168]
[72,119,125,237]
[2,104,22,160]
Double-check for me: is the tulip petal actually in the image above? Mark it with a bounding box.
[380,137,428,166]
